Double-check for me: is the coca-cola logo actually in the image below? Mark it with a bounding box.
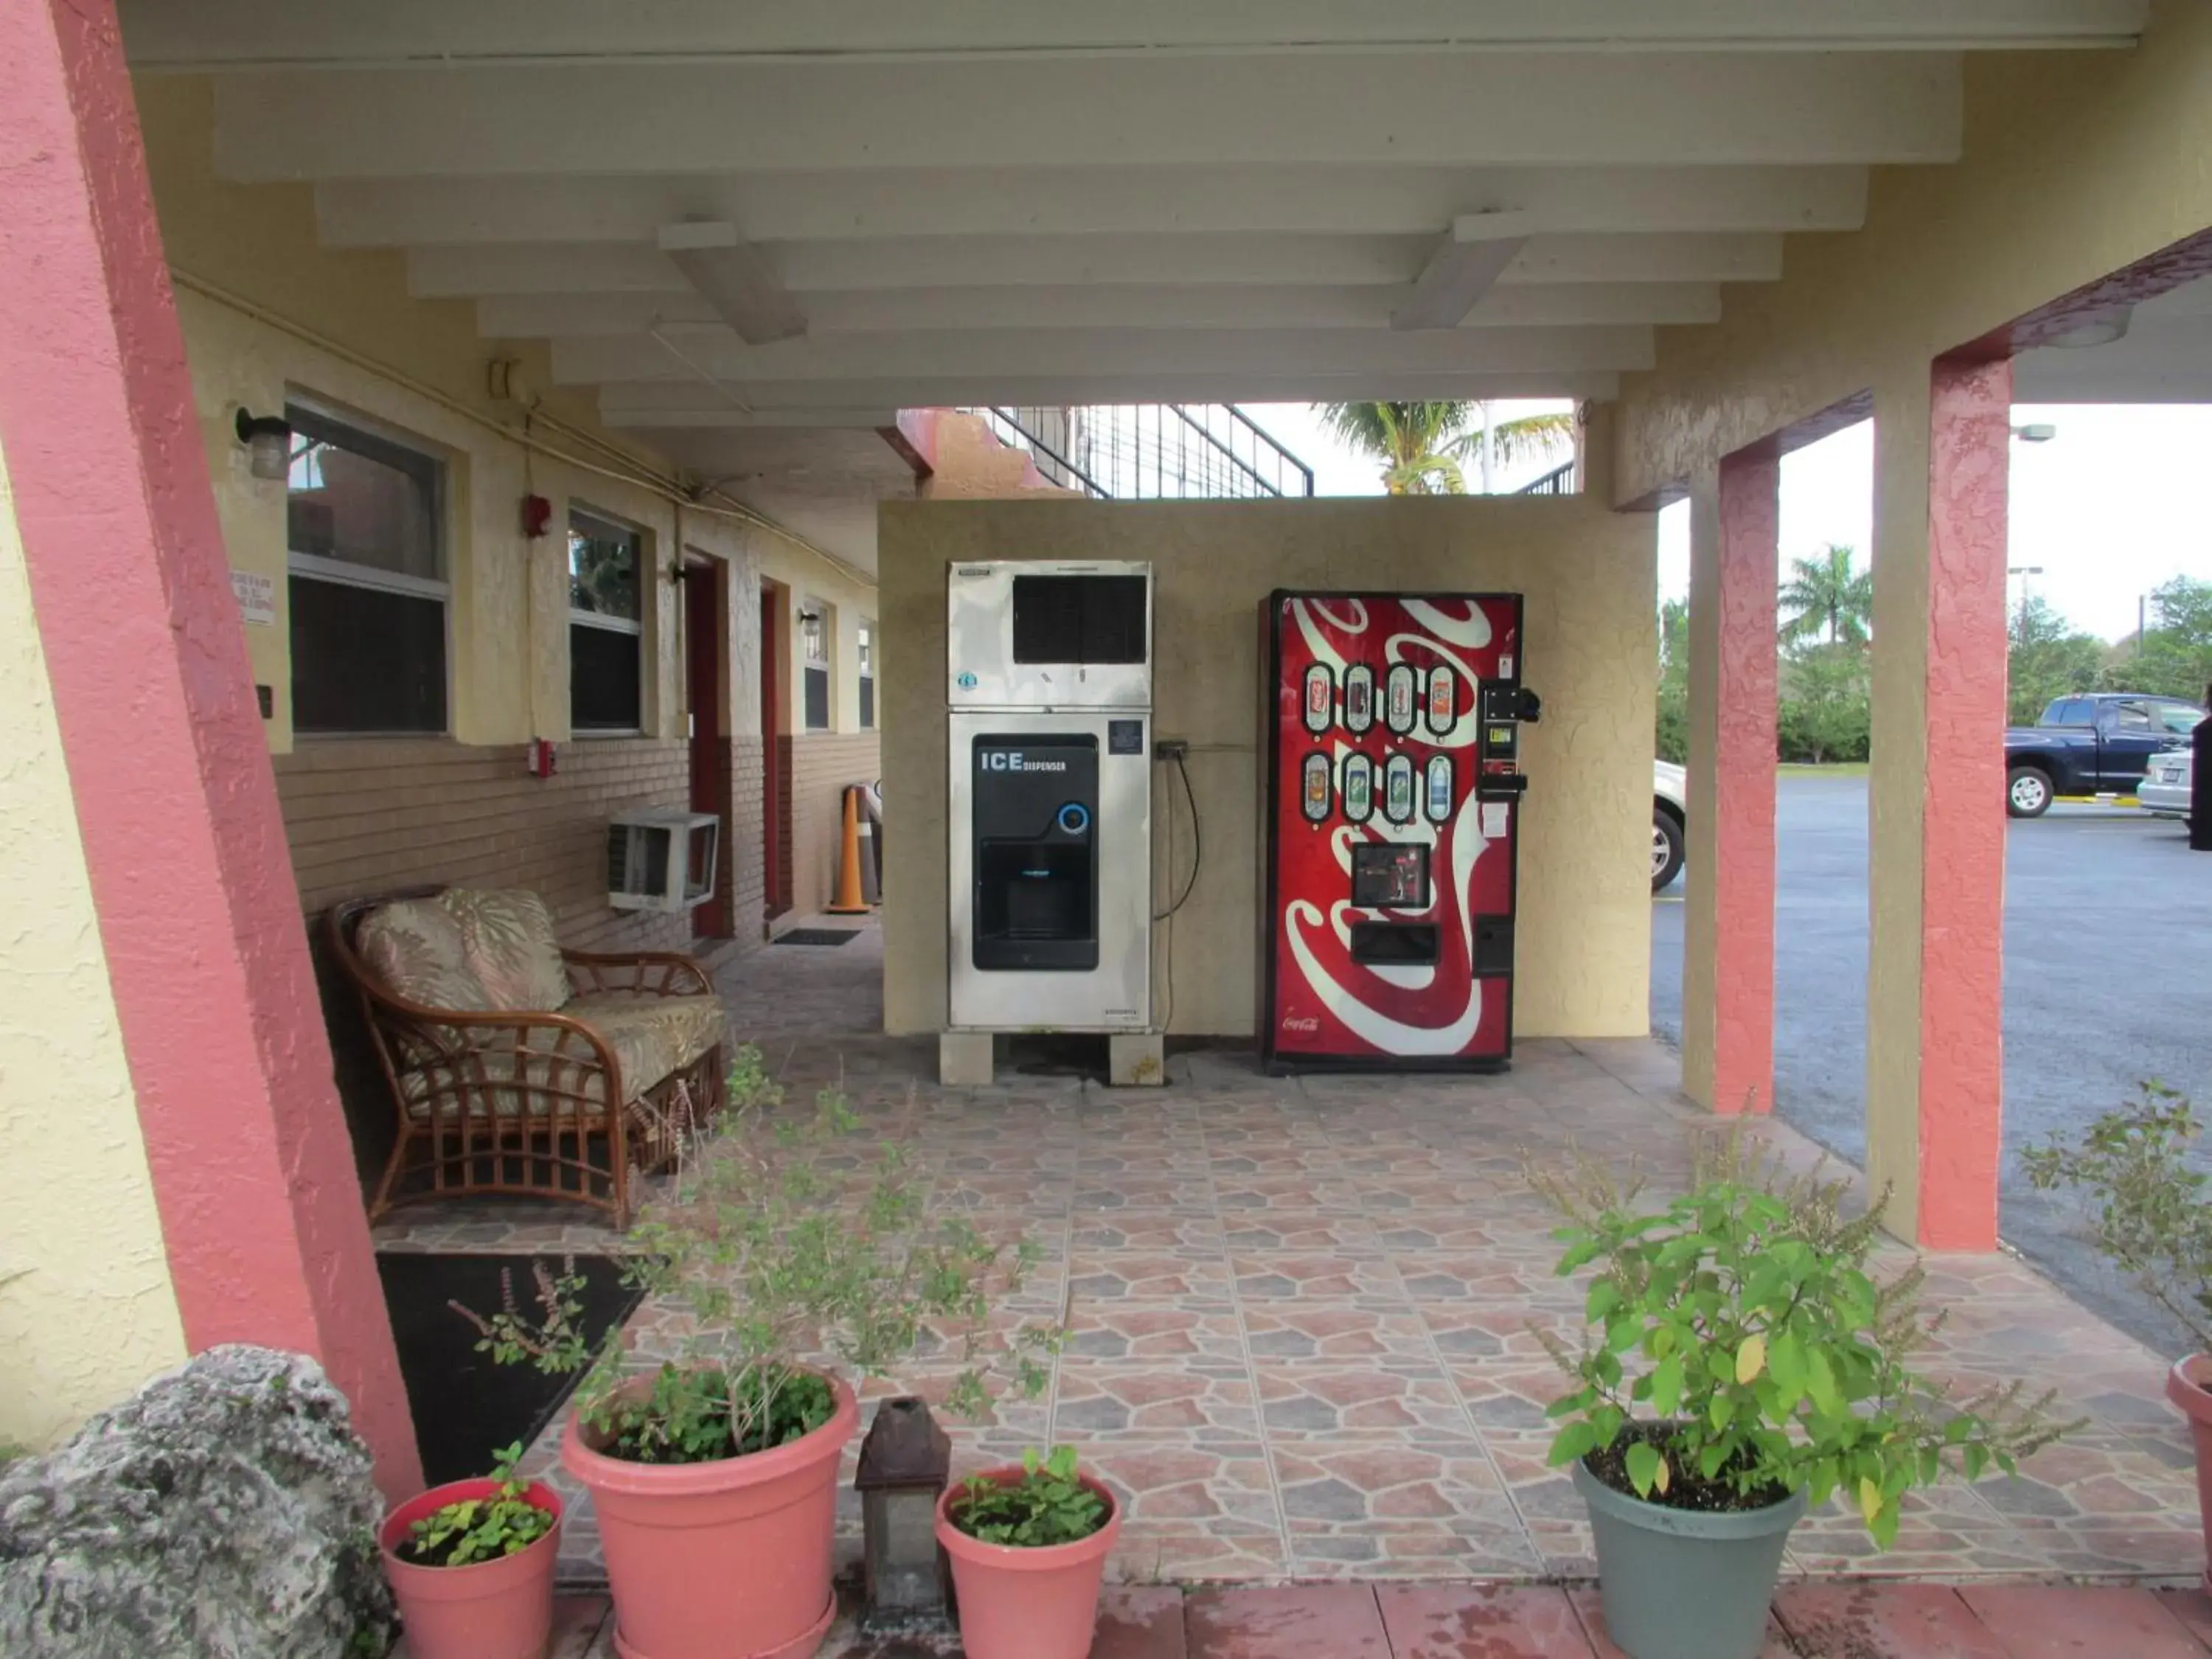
[1281,1016,1321,1032]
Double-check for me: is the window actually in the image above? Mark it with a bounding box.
[286,403,448,734]
[2157,703,2204,736]
[2110,701,2154,731]
[858,622,875,729]
[799,600,830,731]
[569,507,643,733]
[2043,698,2093,726]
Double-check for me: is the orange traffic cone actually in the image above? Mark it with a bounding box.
[827,785,872,914]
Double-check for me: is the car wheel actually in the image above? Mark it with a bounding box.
[2006,765,2054,818]
[1652,807,1686,893]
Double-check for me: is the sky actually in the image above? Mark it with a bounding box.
[1246,401,2212,644]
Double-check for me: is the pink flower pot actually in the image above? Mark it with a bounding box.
[561,1372,860,1659]
[2166,1354,2212,1591]
[935,1468,1122,1659]
[379,1478,563,1659]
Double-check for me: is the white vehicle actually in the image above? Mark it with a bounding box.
[2139,748,2194,822]
[1654,759,1687,892]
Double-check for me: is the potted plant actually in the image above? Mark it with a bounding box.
[2025,1082,2212,1586]
[1533,1135,2068,1659]
[936,1445,1121,1659]
[462,1046,1057,1659]
[378,1441,560,1659]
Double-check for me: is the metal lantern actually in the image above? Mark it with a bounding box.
[854,1397,953,1631]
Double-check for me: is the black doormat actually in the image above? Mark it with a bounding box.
[375,1253,644,1486]
[776,928,860,946]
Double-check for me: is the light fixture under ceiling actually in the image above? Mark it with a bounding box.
[2041,304,2133,350]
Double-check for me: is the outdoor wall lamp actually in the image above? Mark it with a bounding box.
[2011,423,2058,443]
[854,1396,952,1632]
[234,409,292,481]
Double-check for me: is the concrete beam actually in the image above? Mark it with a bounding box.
[476,282,1725,338]
[546,323,1656,386]
[212,55,1964,179]
[596,369,1624,422]
[122,0,2146,68]
[409,232,1784,299]
[314,165,1870,248]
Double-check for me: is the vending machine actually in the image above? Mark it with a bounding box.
[1259,591,1537,1072]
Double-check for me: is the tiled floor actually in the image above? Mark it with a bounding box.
[477,1581,2212,1658]
[370,919,2207,1593]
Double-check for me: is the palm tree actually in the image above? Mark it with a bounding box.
[1779,543,1873,648]
[1321,401,1573,495]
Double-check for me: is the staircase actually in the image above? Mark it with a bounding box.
[973,405,1315,500]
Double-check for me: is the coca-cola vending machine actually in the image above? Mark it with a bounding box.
[1259,591,1537,1072]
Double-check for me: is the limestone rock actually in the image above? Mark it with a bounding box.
[0,1344,396,1658]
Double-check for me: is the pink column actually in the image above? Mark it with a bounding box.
[0,1,419,1495]
[1682,450,1780,1117]
[1711,451,1781,1117]
[1916,356,2012,1251]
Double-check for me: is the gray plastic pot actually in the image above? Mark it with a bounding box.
[1572,1458,1806,1659]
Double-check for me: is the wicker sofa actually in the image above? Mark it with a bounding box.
[329,886,725,1227]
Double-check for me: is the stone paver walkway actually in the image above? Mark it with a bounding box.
[372,918,2206,1590]
[486,1581,2212,1658]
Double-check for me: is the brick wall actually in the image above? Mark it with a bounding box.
[787,731,882,917]
[727,733,767,941]
[274,737,700,951]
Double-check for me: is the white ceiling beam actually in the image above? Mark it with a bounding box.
[598,370,1624,425]
[476,282,1724,338]
[546,324,1655,386]
[122,1,2146,68]
[409,233,1783,299]
[315,166,1869,248]
[656,220,806,344]
[212,55,1962,180]
[1391,213,1533,333]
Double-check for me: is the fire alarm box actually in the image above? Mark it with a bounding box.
[526,738,557,777]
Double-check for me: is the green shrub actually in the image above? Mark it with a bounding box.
[2023,1082,2212,1352]
[947,1446,1108,1548]
[1533,1133,2071,1545]
[459,1045,1059,1464]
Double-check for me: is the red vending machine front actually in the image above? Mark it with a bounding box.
[1259,591,1535,1072]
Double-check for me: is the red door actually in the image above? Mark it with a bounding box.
[760,585,787,920]
[683,560,730,938]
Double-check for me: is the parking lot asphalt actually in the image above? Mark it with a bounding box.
[1650,771,2212,1355]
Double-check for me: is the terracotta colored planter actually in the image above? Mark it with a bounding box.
[936,1467,1122,1659]
[2167,1354,2212,1591]
[561,1371,860,1659]
[379,1478,563,1659]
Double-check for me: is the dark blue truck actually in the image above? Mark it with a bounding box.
[2005,692,2202,817]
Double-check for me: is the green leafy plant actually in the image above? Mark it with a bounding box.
[1532,1133,2072,1545]
[456,1045,1060,1465]
[2024,1082,2212,1351]
[947,1446,1109,1548]
[399,1443,555,1568]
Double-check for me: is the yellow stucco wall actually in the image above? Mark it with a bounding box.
[879,484,1656,1040]
[1610,0,2212,1234]
[1613,0,2212,506]
[0,440,189,1453]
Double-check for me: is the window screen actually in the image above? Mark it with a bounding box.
[1011,574,1147,664]
[570,507,644,732]
[289,576,447,734]
[285,403,448,734]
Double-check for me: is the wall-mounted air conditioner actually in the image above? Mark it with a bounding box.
[607,809,720,913]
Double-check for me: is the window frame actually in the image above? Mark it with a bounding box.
[283,397,452,738]
[567,503,647,737]
[857,619,875,730]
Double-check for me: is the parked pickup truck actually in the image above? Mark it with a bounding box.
[2005,693,2202,817]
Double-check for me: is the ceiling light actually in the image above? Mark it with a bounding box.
[2042,305,2132,350]
[658,220,807,346]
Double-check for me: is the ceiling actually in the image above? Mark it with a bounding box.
[119,1,2154,571]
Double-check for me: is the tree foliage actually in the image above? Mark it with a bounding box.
[1780,545,1873,649]
[1780,644,1872,765]
[2006,594,2105,723]
[1321,401,1572,495]
[2118,577,2212,705]
[1655,599,1689,765]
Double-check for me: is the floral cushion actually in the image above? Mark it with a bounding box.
[356,898,495,1016]
[445,888,570,1012]
[396,993,723,1121]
